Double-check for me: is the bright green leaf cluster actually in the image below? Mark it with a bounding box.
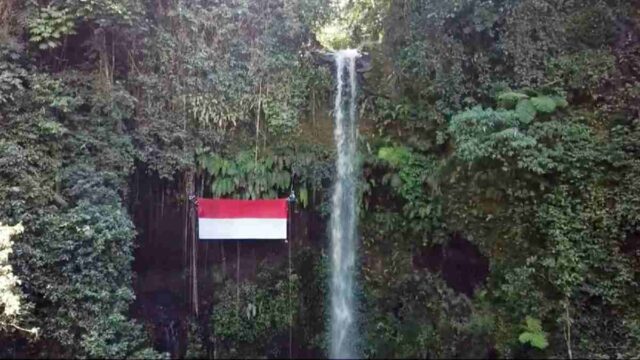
[518,316,549,350]
[210,263,299,358]
[28,6,76,49]
[198,151,291,200]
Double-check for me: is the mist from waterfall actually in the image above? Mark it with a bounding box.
[329,49,360,359]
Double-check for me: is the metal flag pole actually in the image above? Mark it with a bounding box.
[189,194,199,317]
[286,189,296,359]
[236,239,240,318]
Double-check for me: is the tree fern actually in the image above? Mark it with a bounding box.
[518,316,549,350]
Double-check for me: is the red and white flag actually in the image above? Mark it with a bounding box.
[197,198,288,240]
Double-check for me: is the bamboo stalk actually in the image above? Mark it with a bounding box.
[564,299,572,360]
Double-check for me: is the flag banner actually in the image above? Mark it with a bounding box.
[197,198,288,240]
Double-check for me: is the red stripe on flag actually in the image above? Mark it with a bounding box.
[197,198,288,219]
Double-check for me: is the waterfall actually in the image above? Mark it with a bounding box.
[329,49,360,359]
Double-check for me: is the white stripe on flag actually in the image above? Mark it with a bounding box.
[198,218,287,240]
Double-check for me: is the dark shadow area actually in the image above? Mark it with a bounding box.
[413,233,489,297]
[127,164,327,358]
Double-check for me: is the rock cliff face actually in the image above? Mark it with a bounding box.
[128,165,328,357]
[413,234,489,297]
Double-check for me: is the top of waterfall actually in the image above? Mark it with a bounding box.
[333,49,360,59]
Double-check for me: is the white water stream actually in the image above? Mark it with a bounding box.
[329,49,360,359]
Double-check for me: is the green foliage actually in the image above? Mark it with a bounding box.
[27,0,141,49]
[0,67,160,357]
[81,313,168,359]
[185,320,207,359]
[184,93,244,130]
[197,145,332,207]
[361,270,486,358]
[0,47,27,106]
[450,106,528,164]
[28,6,76,49]
[444,87,639,357]
[3,0,640,358]
[565,3,616,48]
[547,50,616,94]
[377,146,411,167]
[131,0,331,177]
[198,151,291,200]
[0,222,37,337]
[316,23,352,50]
[518,316,548,350]
[317,0,390,49]
[15,200,159,357]
[211,262,299,359]
[375,146,442,237]
[448,91,591,179]
[515,99,536,123]
[537,193,587,296]
[63,0,139,23]
[497,91,529,109]
[359,1,640,354]
[263,72,307,134]
[530,96,557,114]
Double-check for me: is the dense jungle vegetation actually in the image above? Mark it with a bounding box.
[1,0,640,358]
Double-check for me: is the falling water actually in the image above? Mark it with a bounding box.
[329,49,360,359]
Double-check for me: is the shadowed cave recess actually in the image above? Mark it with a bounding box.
[128,165,329,358]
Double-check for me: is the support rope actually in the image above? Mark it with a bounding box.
[236,239,240,317]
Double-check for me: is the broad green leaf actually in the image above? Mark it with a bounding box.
[525,316,542,332]
[531,96,557,113]
[497,91,529,109]
[519,316,548,350]
[516,99,536,123]
[529,333,549,349]
[299,187,308,208]
[519,332,548,349]
[552,95,569,109]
